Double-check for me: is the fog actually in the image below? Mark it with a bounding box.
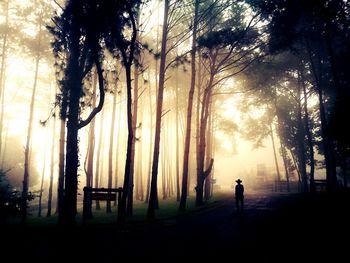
[2,2,349,262]
[0,28,284,197]
[1,0,337,220]
[2,57,284,193]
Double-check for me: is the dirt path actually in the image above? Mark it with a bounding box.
[2,191,349,262]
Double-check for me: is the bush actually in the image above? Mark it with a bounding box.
[0,169,35,221]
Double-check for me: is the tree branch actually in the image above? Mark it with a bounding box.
[78,57,105,129]
[161,109,171,118]
[53,0,64,11]
[211,55,262,88]
[127,7,138,66]
[203,158,214,179]
[164,49,191,72]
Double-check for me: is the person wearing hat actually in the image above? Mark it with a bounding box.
[235,179,244,212]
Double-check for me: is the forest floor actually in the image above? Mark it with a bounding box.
[2,190,350,262]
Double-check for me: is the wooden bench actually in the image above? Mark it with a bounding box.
[91,192,117,201]
[82,187,123,223]
[314,179,327,192]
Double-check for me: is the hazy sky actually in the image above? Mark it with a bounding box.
[1,0,287,194]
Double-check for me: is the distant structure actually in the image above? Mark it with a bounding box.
[256,163,267,183]
[253,163,272,191]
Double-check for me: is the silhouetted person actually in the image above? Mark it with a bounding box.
[235,179,244,212]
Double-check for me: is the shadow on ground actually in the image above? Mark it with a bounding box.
[2,190,349,262]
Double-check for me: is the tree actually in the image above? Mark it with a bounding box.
[0,0,10,163]
[195,1,264,205]
[47,99,57,217]
[56,116,65,215]
[38,129,48,217]
[246,0,350,190]
[127,9,141,215]
[147,0,171,218]
[299,64,315,191]
[240,53,313,192]
[21,0,53,223]
[144,67,153,203]
[84,69,97,217]
[179,0,200,211]
[107,71,119,213]
[94,107,105,210]
[147,0,193,218]
[50,0,118,225]
[103,0,141,224]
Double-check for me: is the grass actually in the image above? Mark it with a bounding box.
[4,192,226,227]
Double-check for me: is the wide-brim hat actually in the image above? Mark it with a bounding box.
[236,179,242,183]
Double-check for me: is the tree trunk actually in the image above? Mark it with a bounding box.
[290,149,302,192]
[204,106,213,200]
[296,77,308,192]
[175,72,180,201]
[137,108,144,201]
[118,62,134,225]
[114,91,123,190]
[210,114,215,197]
[86,70,97,188]
[167,122,173,197]
[56,118,65,215]
[47,108,57,217]
[59,20,107,225]
[95,109,105,210]
[196,72,214,206]
[127,59,139,216]
[167,127,173,197]
[21,24,42,223]
[179,0,199,210]
[145,69,153,203]
[300,69,315,192]
[270,123,281,191]
[0,121,8,168]
[306,41,338,191]
[164,124,168,198]
[59,30,82,225]
[317,85,337,190]
[280,141,290,192]
[147,0,169,219]
[38,132,48,217]
[138,90,144,201]
[107,84,117,213]
[0,0,9,161]
[61,78,80,226]
[161,127,167,200]
[194,54,202,196]
[144,13,160,203]
[85,70,97,217]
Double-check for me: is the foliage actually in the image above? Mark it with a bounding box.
[198,0,260,51]
[238,50,319,187]
[0,169,36,221]
[246,0,350,156]
[49,0,139,119]
[48,0,143,225]
[198,0,266,89]
[48,0,143,117]
[15,0,54,61]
